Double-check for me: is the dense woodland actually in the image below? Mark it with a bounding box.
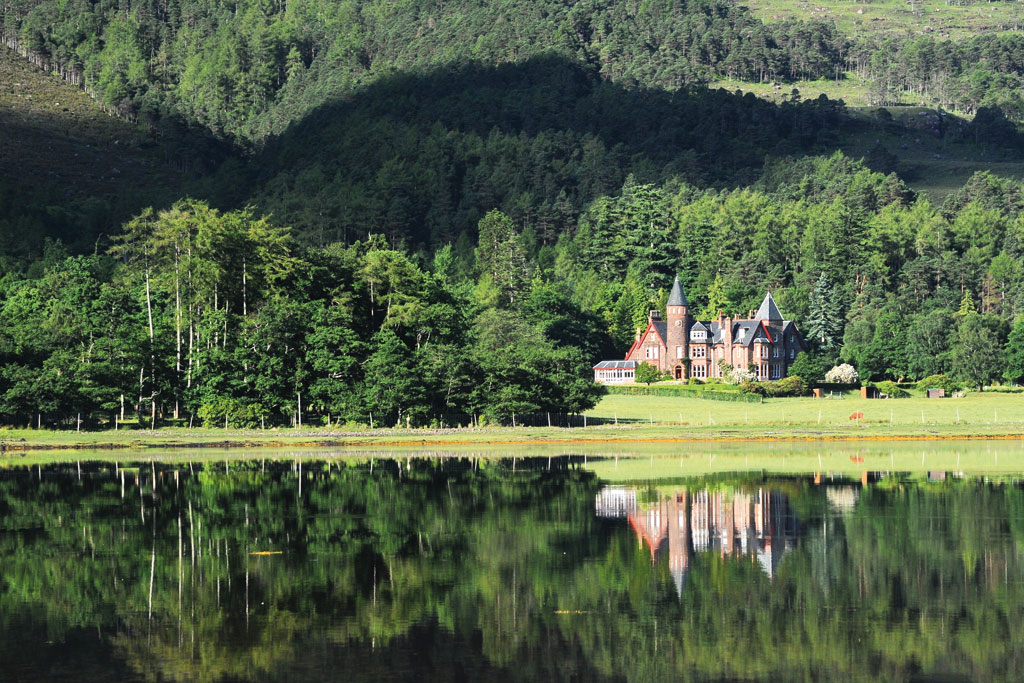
[4,0,1024,139]
[2,0,1024,426]
[3,156,1024,426]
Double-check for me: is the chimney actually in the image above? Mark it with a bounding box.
[636,328,642,343]
[724,316,733,347]
[649,309,661,322]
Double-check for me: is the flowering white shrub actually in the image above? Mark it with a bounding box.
[728,367,757,384]
[825,363,859,384]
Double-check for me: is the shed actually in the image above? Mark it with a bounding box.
[861,386,880,399]
[926,388,945,399]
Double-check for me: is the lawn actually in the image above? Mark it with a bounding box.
[584,391,1024,429]
[1,391,1023,453]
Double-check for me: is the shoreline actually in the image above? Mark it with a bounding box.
[2,424,1024,452]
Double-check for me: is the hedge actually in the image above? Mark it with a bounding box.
[606,385,764,403]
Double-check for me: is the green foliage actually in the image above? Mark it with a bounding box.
[805,272,842,351]
[1005,318,1024,384]
[634,362,662,386]
[741,376,808,397]
[953,313,1005,391]
[915,374,962,394]
[197,398,268,428]
[606,384,763,402]
[874,380,911,398]
[788,351,830,385]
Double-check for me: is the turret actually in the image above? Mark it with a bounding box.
[666,276,690,377]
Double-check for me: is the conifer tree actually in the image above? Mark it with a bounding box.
[805,271,843,351]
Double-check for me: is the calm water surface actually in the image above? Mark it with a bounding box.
[2,450,1024,682]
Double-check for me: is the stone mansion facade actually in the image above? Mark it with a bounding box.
[593,276,806,384]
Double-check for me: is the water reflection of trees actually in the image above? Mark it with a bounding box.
[1,461,1024,681]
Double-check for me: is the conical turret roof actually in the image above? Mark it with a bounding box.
[667,276,688,307]
[754,291,782,321]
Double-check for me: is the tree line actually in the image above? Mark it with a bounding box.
[556,154,1024,390]
[4,153,1024,429]
[0,202,604,428]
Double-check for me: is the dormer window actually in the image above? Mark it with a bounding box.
[691,329,706,341]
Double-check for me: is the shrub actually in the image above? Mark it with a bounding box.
[634,362,663,385]
[788,352,829,385]
[875,380,910,398]
[728,367,757,384]
[198,398,268,428]
[687,377,704,385]
[772,375,809,397]
[739,381,766,396]
[915,374,960,394]
[825,363,859,384]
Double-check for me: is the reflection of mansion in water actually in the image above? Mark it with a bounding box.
[595,486,799,595]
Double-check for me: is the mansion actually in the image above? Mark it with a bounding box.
[593,276,806,384]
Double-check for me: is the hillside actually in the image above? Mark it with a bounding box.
[0,47,229,262]
[747,0,1024,40]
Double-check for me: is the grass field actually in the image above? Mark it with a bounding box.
[1,392,1023,454]
[585,391,1024,429]
[745,0,1023,39]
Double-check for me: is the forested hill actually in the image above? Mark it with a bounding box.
[4,0,1024,146]
[0,47,227,267]
[237,55,852,247]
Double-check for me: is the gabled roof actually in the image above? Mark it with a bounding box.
[653,320,668,345]
[667,276,689,307]
[754,292,783,322]
[625,319,669,359]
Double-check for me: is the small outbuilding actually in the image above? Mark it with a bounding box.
[926,388,945,399]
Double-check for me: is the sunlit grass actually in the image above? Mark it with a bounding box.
[585,391,1024,428]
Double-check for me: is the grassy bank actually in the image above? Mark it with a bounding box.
[1,392,1023,452]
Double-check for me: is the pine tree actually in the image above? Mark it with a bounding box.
[957,290,977,317]
[806,271,843,351]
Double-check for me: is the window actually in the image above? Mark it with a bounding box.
[760,346,768,359]
[646,346,659,359]
[789,349,795,359]
[788,335,794,344]
[694,364,707,378]
[772,347,779,358]
[692,346,706,358]
[676,346,684,359]
[691,329,706,341]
